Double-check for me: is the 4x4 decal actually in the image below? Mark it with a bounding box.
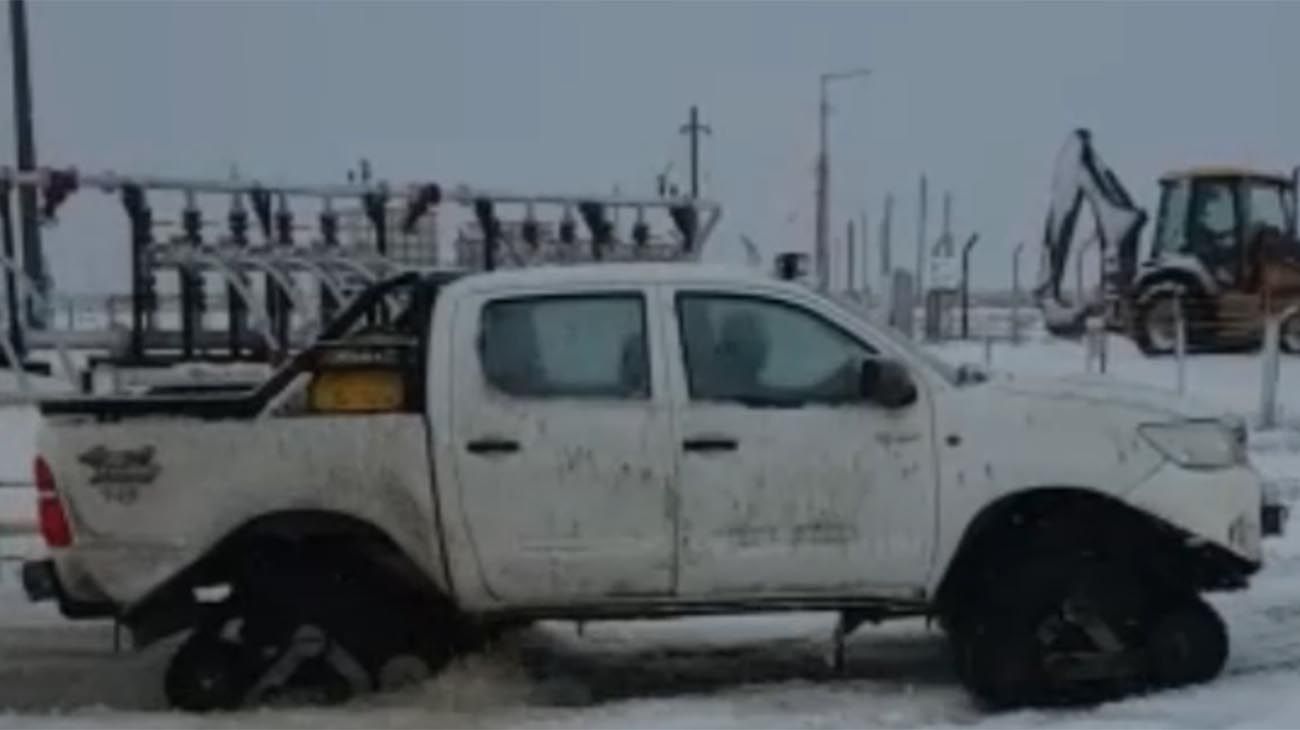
[77,445,161,503]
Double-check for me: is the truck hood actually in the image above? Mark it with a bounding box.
[990,372,1232,423]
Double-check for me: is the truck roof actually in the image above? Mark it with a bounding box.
[446,262,785,291]
[1159,166,1293,186]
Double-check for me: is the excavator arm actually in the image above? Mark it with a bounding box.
[1035,129,1148,336]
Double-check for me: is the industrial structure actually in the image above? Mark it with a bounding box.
[0,166,720,395]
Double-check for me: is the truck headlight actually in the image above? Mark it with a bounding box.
[1138,419,1245,470]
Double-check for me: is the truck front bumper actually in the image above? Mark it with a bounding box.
[1127,462,1266,566]
[21,559,115,619]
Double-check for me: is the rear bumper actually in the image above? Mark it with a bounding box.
[21,559,56,602]
[21,559,115,619]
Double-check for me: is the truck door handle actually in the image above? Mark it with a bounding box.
[466,438,520,455]
[683,436,738,453]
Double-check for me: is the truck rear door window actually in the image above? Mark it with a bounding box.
[479,294,649,399]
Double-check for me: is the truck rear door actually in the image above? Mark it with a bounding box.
[445,282,677,604]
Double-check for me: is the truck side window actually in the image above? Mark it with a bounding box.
[677,294,874,407]
[480,295,649,399]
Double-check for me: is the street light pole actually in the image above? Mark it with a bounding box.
[8,0,44,327]
[814,67,870,292]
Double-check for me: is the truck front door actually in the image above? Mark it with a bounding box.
[665,286,937,600]
[447,286,676,604]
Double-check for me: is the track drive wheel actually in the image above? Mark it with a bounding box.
[1146,595,1228,689]
[164,627,257,713]
[956,554,1149,709]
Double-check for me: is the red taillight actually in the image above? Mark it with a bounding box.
[33,456,71,548]
[34,456,54,494]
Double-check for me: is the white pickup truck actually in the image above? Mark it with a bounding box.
[20,264,1284,710]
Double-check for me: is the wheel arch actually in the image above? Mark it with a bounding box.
[931,486,1223,620]
[1134,267,1213,306]
[123,509,453,648]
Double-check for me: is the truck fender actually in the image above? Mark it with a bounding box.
[930,486,1215,621]
[123,510,454,648]
[1134,258,1217,301]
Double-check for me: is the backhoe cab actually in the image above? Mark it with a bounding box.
[1035,130,1300,354]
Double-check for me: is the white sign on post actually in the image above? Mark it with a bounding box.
[929,255,959,292]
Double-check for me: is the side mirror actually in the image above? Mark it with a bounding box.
[859,358,918,409]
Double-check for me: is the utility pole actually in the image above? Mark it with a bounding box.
[879,192,893,288]
[860,209,870,298]
[679,105,711,200]
[942,191,951,235]
[1,181,21,358]
[9,0,45,327]
[815,68,870,292]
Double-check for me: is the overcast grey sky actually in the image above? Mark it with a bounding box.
[5,0,1300,294]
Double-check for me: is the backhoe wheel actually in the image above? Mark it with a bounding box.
[957,554,1148,709]
[1146,596,1228,689]
[1135,285,1196,356]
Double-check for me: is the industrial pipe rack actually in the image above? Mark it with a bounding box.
[0,166,721,379]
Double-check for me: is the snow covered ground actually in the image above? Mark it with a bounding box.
[4,334,1300,728]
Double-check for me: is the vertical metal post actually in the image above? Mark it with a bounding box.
[815,68,870,293]
[859,209,870,299]
[363,189,389,258]
[891,269,915,338]
[1011,241,1025,345]
[227,192,248,358]
[689,123,699,199]
[941,191,952,240]
[0,181,22,358]
[1075,236,1089,304]
[679,105,711,200]
[121,185,151,362]
[815,80,830,292]
[1174,295,1187,394]
[179,191,201,359]
[846,220,855,294]
[914,174,928,303]
[880,193,893,289]
[1098,318,1109,374]
[960,234,979,340]
[1099,317,1109,375]
[9,0,45,327]
[475,199,498,272]
[273,193,294,351]
[1260,309,1283,429]
[318,198,339,326]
